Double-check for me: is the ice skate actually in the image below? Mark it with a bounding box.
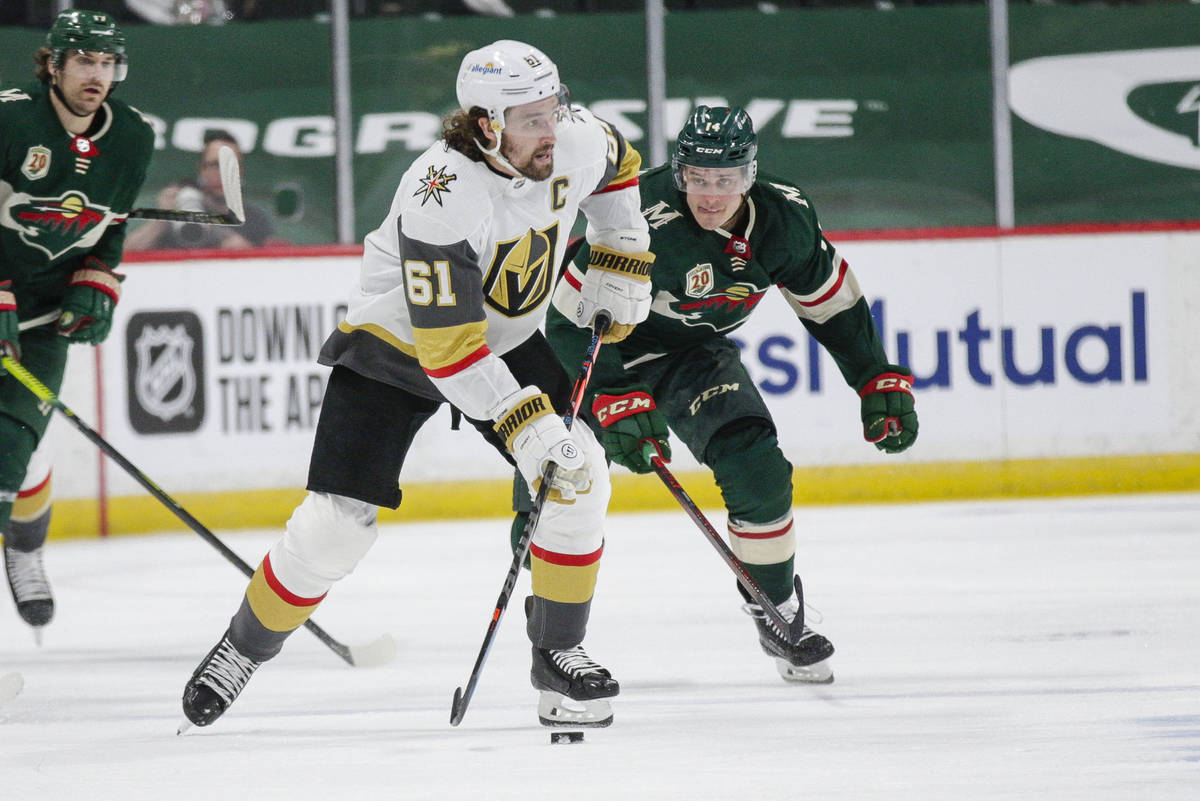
[4,544,55,642]
[740,583,835,684]
[180,629,261,731]
[531,644,619,728]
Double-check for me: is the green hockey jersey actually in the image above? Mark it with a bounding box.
[551,164,888,390]
[0,81,154,321]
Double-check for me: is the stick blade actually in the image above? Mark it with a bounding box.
[449,687,467,726]
[217,145,246,223]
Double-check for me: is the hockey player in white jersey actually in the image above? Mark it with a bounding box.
[181,40,654,731]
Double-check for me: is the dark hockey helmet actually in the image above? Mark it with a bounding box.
[671,105,758,195]
[46,10,129,82]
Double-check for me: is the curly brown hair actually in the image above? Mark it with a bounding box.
[442,107,492,163]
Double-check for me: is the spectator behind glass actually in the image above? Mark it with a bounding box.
[126,130,277,250]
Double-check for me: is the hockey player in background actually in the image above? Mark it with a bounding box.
[0,10,154,642]
[181,40,654,730]
[514,106,918,683]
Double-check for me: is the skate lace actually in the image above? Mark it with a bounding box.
[549,645,605,678]
[4,547,52,602]
[199,638,260,705]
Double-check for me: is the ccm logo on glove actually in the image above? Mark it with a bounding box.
[592,392,656,426]
[863,374,912,394]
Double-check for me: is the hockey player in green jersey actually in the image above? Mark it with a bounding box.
[0,10,154,641]
[516,106,918,683]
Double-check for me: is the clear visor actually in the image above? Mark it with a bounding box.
[60,49,128,83]
[501,85,571,138]
[672,162,756,196]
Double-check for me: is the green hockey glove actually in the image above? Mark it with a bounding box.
[591,385,671,473]
[857,365,918,454]
[56,257,124,345]
[0,279,19,373]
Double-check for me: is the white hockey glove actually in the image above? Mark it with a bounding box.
[494,387,591,503]
[574,245,654,343]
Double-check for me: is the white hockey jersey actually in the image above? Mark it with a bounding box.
[318,106,646,422]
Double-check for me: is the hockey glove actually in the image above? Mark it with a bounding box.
[574,245,654,343]
[56,257,124,345]
[495,386,591,503]
[591,385,671,473]
[857,365,918,454]
[0,280,18,373]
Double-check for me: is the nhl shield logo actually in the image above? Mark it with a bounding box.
[684,263,714,298]
[126,311,205,434]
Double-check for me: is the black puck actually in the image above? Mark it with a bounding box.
[550,731,585,744]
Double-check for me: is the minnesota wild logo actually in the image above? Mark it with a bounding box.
[2,190,112,260]
[653,281,767,333]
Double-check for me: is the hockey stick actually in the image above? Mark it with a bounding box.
[449,312,611,726]
[128,145,246,226]
[0,355,395,668]
[640,441,806,644]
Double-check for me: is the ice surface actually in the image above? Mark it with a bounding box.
[2,494,1198,800]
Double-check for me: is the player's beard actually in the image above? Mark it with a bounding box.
[503,139,555,182]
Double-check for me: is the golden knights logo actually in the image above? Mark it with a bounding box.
[483,223,559,317]
[1,190,112,260]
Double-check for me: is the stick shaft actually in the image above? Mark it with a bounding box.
[0,355,357,664]
[449,313,610,726]
[645,449,796,637]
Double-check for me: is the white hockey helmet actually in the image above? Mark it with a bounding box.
[456,40,561,131]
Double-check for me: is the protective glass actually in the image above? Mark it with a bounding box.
[60,49,128,83]
[672,163,756,196]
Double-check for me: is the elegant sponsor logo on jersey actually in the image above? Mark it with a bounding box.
[126,311,205,434]
[1009,47,1200,170]
[484,223,559,317]
[21,146,51,181]
[2,191,111,260]
[413,164,456,207]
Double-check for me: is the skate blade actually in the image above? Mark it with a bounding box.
[177,718,194,736]
[776,656,834,684]
[32,626,44,647]
[537,691,613,728]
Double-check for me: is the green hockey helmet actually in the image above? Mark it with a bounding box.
[46,10,128,82]
[672,105,758,196]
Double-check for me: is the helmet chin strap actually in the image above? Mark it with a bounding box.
[474,123,524,178]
